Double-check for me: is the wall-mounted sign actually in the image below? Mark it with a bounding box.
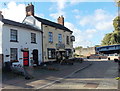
[56,43,65,49]
[71,36,75,41]
[21,48,29,52]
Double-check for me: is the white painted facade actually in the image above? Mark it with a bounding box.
[0,19,42,66]
[0,21,3,54]
[23,16,41,30]
[23,16,75,63]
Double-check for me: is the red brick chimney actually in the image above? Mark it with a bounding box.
[26,3,34,16]
[57,15,64,26]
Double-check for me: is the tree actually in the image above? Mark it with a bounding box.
[75,46,82,50]
[101,33,112,45]
[101,16,120,45]
[113,16,120,31]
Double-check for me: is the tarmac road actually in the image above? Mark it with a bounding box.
[44,60,118,89]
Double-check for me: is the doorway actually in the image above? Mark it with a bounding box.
[23,51,29,66]
[33,49,38,65]
[56,51,65,62]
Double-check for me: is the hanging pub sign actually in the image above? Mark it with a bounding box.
[71,36,75,42]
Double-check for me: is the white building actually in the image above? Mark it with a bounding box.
[23,4,75,63]
[0,12,43,67]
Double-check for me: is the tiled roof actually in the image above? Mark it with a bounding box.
[2,19,42,32]
[34,16,73,33]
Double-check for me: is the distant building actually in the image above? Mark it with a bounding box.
[96,44,120,60]
[23,3,75,62]
[0,12,43,67]
[75,47,96,57]
[96,44,120,54]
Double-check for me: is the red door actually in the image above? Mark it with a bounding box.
[23,51,29,66]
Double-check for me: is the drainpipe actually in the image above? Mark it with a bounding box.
[41,23,44,63]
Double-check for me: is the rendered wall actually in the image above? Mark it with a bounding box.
[2,24,42,66]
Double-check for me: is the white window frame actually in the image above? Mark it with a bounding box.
[10,29,18,42]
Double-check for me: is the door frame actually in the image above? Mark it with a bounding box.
[33,49,39,66]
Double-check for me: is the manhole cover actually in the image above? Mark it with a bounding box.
[84,83,99,88]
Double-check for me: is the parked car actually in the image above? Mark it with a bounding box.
[87,54,107,59]
[107,53,120,62]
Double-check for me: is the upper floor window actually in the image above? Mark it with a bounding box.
[66,36,69,45]
[10,48,18,62]
[10,29,18,42]
[31,33,36,43]
[58,34,62,43]
[48,32,53,43]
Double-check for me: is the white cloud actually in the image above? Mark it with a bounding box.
[79,16,92,26]
[50,11,65,20]
[2,2,26,22]
[86,29,96,34]
[75,15,81,19]
[49,0,67,20]
[57,0,67,10]
[36,13,45,18]
[72,9,80,13]
[79,9,114,31]
[65,22,95,47]
[95,21,113,31]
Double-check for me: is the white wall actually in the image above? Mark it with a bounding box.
[2,24,42,66]
[23,16,41,30]
[0,21,3,54]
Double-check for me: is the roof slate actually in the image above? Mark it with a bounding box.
[2,19,42,32]
[34,16,72,33]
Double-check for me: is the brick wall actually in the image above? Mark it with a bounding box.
[75,47,96,57]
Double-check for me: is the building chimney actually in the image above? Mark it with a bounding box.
[57,15,64,26]
[0,11,4,21]
[26,3,34,16]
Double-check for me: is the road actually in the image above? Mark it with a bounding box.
[44,60,118,89]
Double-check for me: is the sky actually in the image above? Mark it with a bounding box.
[0,1,118,48]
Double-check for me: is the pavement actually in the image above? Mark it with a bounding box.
[2,61,92,89]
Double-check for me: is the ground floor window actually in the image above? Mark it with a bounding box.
[10,48,18,62]
[47,48,56,59]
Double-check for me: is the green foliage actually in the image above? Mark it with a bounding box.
[95,45,101,47]
[75,46,82,50]
[113,16,120,31]
[101,16,120,46]
[101,31,120,45]
[101,33,112,45]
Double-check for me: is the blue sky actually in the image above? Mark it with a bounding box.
[0,1,118,48]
